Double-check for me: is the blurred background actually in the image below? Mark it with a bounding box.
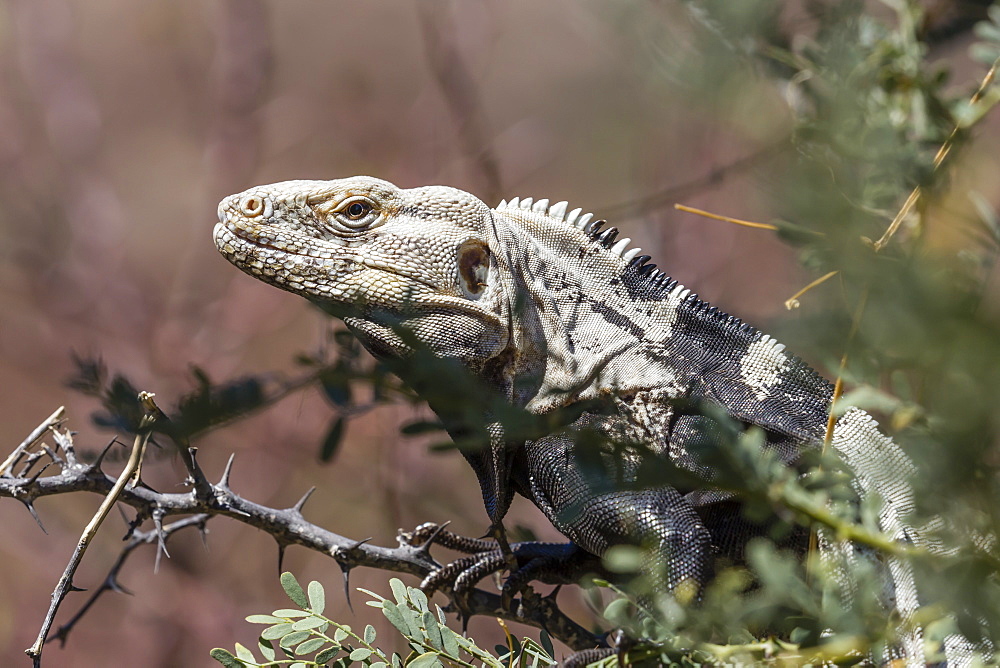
[1,1,998,665]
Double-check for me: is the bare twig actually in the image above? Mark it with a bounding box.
[0,406,65,476]
[25,393,158,665]
[47,514,210,648]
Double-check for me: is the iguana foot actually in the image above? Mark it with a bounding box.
[400,523,601,609]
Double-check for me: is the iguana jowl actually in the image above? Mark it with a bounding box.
[214,176,942,662]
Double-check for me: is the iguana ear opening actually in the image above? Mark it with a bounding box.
[457,240,492,300]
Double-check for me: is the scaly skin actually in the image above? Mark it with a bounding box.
[215,176,942,662]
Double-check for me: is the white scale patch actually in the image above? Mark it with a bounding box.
[739,335,790,400]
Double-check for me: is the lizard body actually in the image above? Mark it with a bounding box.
[214,176,966,664]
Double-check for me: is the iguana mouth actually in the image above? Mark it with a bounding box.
[213,221,442,293]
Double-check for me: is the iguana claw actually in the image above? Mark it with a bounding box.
[403,523,600,610]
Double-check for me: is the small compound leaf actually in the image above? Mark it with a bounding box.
[262,623,294,640]
[258,638,277,661]
[422,611,443,651]
[234,644,255,662]
[279,630,311,649]
[320,372,352,408]
[315,646,341,663]
[334,627,350,643]
[389,578,408,605]
[308,580,326,615]
[292,616,328,631]
[409,587,429,612]
[320,418,345,462]
[281,572,309,608]
[364,624,377,644]
[540,630,554,658]
[295,637,327,655]
[272,609,311,618]
[400,420,445,435]
[247,614,284,624]
[407,652,443,668]
[381,601,409,636]
[349,647,373,661]
[209,649,245,668]
[441,627,461,658]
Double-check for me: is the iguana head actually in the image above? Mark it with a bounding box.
[215,176,510,363]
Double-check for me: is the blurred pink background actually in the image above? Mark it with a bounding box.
[1,1,997,665]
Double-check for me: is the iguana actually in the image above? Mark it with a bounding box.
[213,176,968,664]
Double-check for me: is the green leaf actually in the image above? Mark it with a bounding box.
[400,420,444,435]
[409,587,429,612]
[295,638,327,655]
[334,627,350,643]
[281,572,309,608]
[292,616,328,631]
[381,601,410,636]
[349,647,373,661]
[209,648,246,668]
[258,639,276,661]
[315,646,341,663]
[262,623,294,640]
[539,630,554,659]
[272,609,311,618]
[247,614,285,624]
[308,580,326,615]
[364,624,377,644]
[407,652,443,668]
[279,630,311,649]
[234,643,256,662]
[422,611,443,651]
[320,417,345,462]
[440,627,461,658]
[389,578,408,605]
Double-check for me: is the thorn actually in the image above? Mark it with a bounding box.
[22,499,47,534]
[199,524,210,552]
[24,462,52,487]
[109,578,134,596]
[152,510,170,572]
[87,439,120,472]
[276,542,286,574]
[293,486,316,513]
[68,583,88,593]
[341,564,354,612]
[40,443,64,467]
[218,453,236,489]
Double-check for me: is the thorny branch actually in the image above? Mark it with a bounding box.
[2,403,602,665]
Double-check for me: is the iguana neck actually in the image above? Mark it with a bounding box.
[488,204,832,442]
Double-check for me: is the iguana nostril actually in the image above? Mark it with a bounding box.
[241,195,265,217]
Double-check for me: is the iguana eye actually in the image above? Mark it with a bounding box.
[346,201,371,219]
